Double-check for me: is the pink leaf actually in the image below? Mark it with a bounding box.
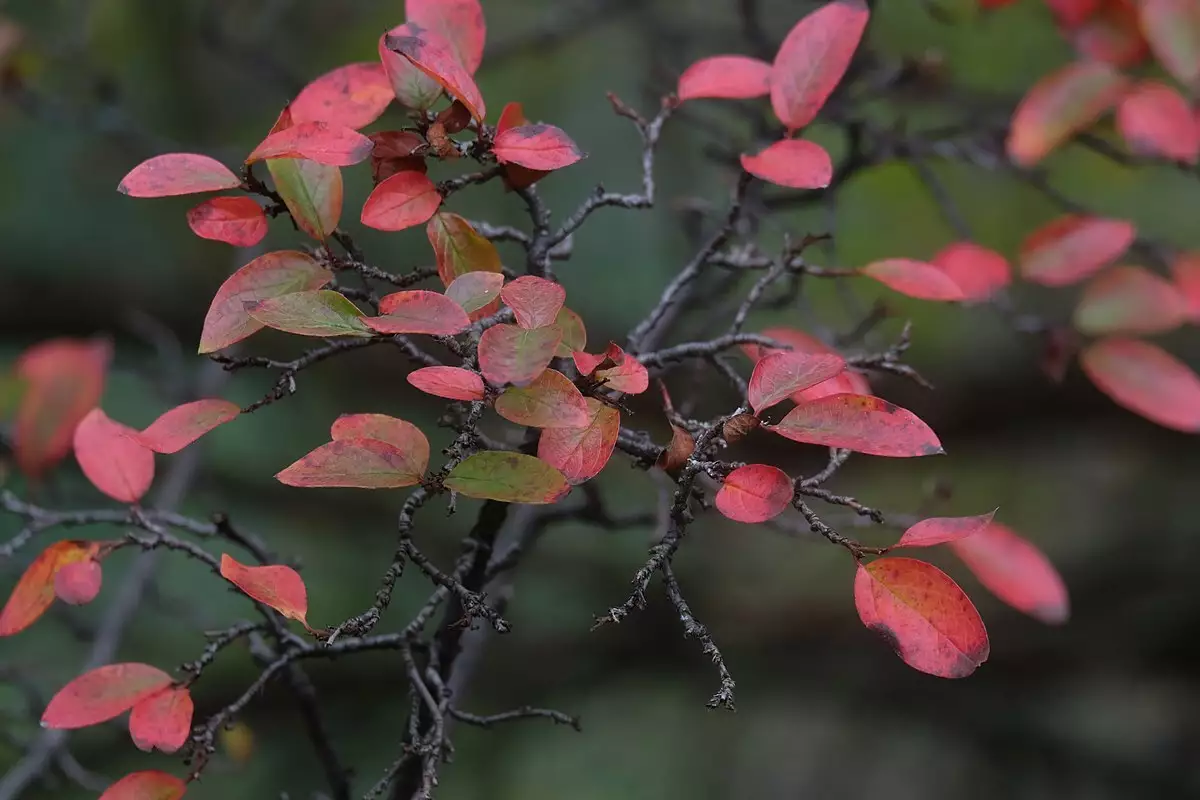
[537,398,620,484]
[1080,337,1200,431]
[1171,251,1200,323]
[53,559,102,606]
[748,351,846,415]
[220,553,310,627]
[715,464,793,523]
[135,399,239,454]
[385,24,486,121]
[894,511,998,548]
[42,663,173,729]
[1138,0,1200,91]
[677,55,772,101]
[290,62,393,129]
[406,0,487,74]
[950,522,1070,624]
[572,342,649,395]
[492,124,585,170]
[276,438,428,489]
[1019,214,1136,286]
[129,686,193,753]
[766,394,944,457]
[186,197,268,247]
[500,276,566,329]
[740,139,832,189]
[1006,60,1127,167]
[862,258,965,301]
[118,154,240,198]
[361,170,442,231]
[330,414,431,469]
[770,0,870,130]
[246,121,374,166]
[407,366,486,401]
[1116,80,1199,163]
[1073,265,1188,335]
[366,290,471,335]
[930,242,1010,301]
[741,327,871,401]
[99,771,186,800]
[73,409,154,503]
[446,271,505,314]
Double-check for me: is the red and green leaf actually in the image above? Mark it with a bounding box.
[446,271,505,314]
[478,324,562,386]
[330,414,431,473]
[1019,214,1136,286]
[1079,337,1200,431]
[715,464,793,523]
[361,170,442,231]
[677,55,772,101]
[740,139,833,189]
[379,25,444,112]
[267,157,343,241]
[572,342,649,395]
[220,553,310,627]
[118,153,241,198]
[135,399,240,454]
[1006,60,1127,167]
[766,394,944,457]
[950,522,1070,624]
[444,451,570,504]
[42,663,173,729]
[500,276,566,329]
[407,366,486,401]
[1073,265,1187,335]
[248,290,371,339]
[277,438,428,489]
[365,290,471,335]
[1138,0,1200,90]
[0,540,101,636]
[770,0,870,131]
[428,212,503,287]
[73,408,155,503]
[555,308,587,357]
[384,24,486,122]
[537,398,620,484]
[494,369,590,428]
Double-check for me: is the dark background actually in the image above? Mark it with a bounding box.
[3,1,1200,798]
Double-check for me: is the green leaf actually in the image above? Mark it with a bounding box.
[248,290,372,338]
[444,451,570,504]
[267,158,343,241]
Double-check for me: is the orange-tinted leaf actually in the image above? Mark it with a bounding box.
[1006,60,1127,167]
[444,451,570,503]
[573,342,650,395]
[1116,80,1199,163]
[427,212,503,287]
[494,369,589,428]
[361,170,442,231]
[894,511,997,548]
[770,0,869,131]
[199,251,333,353]
[186,196,268,247]
[1080,337,1200,431]
[277,438,427,489]
[266,157,343,241]
[1139,0,1200,90]
[677,55,772,101]
[366,290,471,335]
[1019,214,1135,286]
[247,122,373,167]
[554,308,587,357]
[220,553,309,625]
[855,557,989,678]
[950,522,1069,624]
[741,328,871,401]
[14,338,110,478]
[379,26,444,112]
[118,153,240,198]
[766,394,944,457]
[740,139,832,189]
[407,366,486,400]
[330,414,431,472]
[862,258,965,301]
[73,408,154,504]
[385,25,486,122]
[0,540,100,635]
[500,276,565,329]
[42,663,173,729]
[446,271,504,313]
[99,770,186,800]
[930,242,1010,301]
[1073,265,1187,335]
[479,324,562,386]
[748,351,845,415]
[136,399,240,454]
[538,398,620,484]
[492,124,585,170]
[406,0,486,74]
[248,290,371,338]
[129,686,193,753]
[290,62,393,129]
[1171,251,1200,322]
[715,464,793,523]
[53,559,102,605]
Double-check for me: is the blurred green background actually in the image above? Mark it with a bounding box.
[3,0,1200,798]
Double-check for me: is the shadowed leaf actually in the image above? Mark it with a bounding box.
[380,25,444,112]
[572,342,649,394]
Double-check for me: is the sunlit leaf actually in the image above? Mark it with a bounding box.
[770,0,870,131]
[0,540,100,636]
[220,553,310,626]
[42,663,173,729]
[478,324,562,386]
[1073,265,1187,335]
[1079,337,1200,431]
[129,686,193,754]
[950,522,1070,624]
[862,258,965,301]
[135,399,240,454]
[53,559,102,606]
[740,139,832,189]
[444,451,570,503]
[406,0,486,74]
[290,62,393,129]
[930,242,1010,301]
[677,55,772,101]
[407,366,486,401]
[1019,214,1135,286]
[748,351,845,415]
[492,124,585,170]
[894,511,997,548]
[361,170,442,231]
[715,464,793,523]
[117,153,241,198]
[494,369,590,428]
[766,394,944,457]
[99,770,186,800]
[500,276,566,329]
[1006,60,1127,167]
[1116,80,1199,163]
[385,25,486,122]
[73,408,155,503]
[366,290,471,335]
[186,196,268,247]
[276,438,427,489]
[855,557,989,678]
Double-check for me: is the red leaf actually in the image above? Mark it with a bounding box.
[1138,0,1200,90]
[330,413,431,466]
[366,290,471,335]
[855,557,989,678]
[1080,337,1200,431]
[1171,250,1200,323]
[572,342,649,395]
[715,464,793,523]
[220,553,310,626]
[492,124,585,170]
[290,62,393,129]
[117,153,240,198]
[766,394,944,457]
[1006,60,1127,167]
[276,438,428,489]
[740,139,832,189]
[99,771,186,800]
[1046,0,1102,27]
[406,0,486,74]
[930,242,1010,301]
[361,170,442,231]
[770,0,870,131]
[73,408,155,504]
[500,276,566,329]
[677,55,772,101]
[1116,80,1199,163]
[537,398,621,484]
[444,451,570,504]
[135,399,240,454]
[427,212,503,287]
[741,328,871,401]
[186,197,268,247]
[494,369,590,428]
[862,258,965,301]
[407,366,486,401]
[950,522,1069,624]
[1073,265,1188,335]
[894,511,997,548]
[14,337,110,478]
[446,271,505,314]
[0,540,101,635]
[53,559,102,605]
[199,251,333,353]
[479,324,562,386]
[1071,1,1149,67]
[247,121,373,166]
[497,101,527,134]
[385,25,486,122]
[1019,214,1135,286]
[42,663,173,729]
[129,686,193,753]
[748,351,846,414]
